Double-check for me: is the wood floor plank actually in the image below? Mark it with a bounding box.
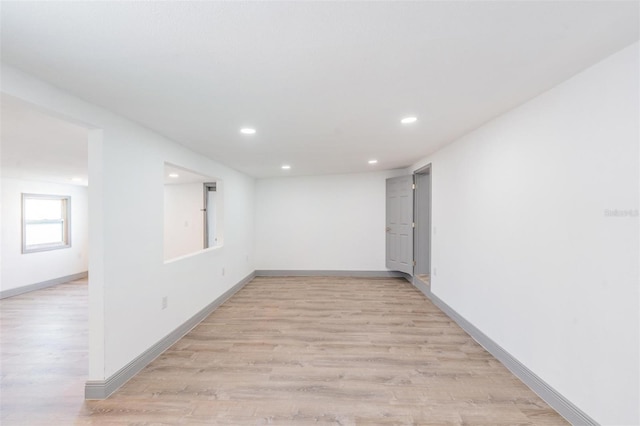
[0,276,568,425]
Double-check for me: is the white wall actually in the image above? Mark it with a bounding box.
[411,42,639,425]
[164,182,205,260]
[2,41,636,425]
[0,178,89,292]
[255,170,403,271]
[1,65,255,381]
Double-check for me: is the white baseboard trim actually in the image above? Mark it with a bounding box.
[84,271,255,400]
[255,270,408,278]
[0,271,88,299]
[408,278,597,426]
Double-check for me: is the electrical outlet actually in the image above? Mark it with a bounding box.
[433,267,437,277]
[162,296,168,310]
[222,267,225,276]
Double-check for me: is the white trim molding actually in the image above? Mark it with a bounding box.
[255,270,408,278]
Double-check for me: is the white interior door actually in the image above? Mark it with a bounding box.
[386,175,414,275]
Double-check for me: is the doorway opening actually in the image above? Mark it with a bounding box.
[414,164,431,289]
[0,93,93,414]
[0,94,90,295]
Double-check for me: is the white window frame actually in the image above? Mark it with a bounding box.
[22,193,71,254]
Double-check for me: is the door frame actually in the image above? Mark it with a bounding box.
[413,164,432,288]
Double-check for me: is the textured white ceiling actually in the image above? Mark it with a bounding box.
[1,1,638,178]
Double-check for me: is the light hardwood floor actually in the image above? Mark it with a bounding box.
[416,274,430,287]
[0,276,568,425]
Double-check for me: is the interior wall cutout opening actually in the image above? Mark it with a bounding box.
[22,193,71,253]
[163,163,224,261]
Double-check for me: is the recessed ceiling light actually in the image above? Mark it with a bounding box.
[71,177,83,182]
[368,159,378,165]
[168,173,179,178]
[240,128,256,135]
[401,116,417,124]
[281,165,291,170]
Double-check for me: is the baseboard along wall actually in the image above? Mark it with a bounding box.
[84,271,256,400]
[84,270,403,399]
[82,268,599,426]
[407,276,598,426]
[0,271,89,299]
[255,270,408,278]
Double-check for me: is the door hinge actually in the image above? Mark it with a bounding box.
[412,222,415,228]
[413,260,416,266]
[412,183,415,190]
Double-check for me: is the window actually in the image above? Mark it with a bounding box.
[22,194,71,253]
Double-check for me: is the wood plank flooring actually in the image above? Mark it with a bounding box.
[416,274,430,287]
[0,278,89,425]
[0,276,568,425]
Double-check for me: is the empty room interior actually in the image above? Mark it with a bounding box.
[0,2,638,425]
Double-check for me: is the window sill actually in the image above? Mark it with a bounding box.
[23,243,71,254]
[163,244,223,264]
